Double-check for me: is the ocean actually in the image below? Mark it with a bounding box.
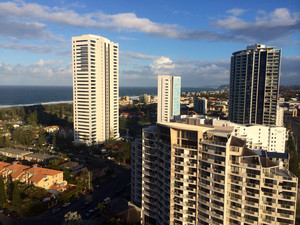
[0,85,219,108]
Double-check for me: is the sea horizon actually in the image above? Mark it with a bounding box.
[0,85,226,108]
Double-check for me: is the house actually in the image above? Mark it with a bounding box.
[43,125,60,133]
[59,127,73,139]
[0,161,68,192]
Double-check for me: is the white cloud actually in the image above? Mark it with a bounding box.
[213,8,300,42]
[120,55,231,87]
[0,42,63,53]
[120,51,158,60]
[0,59,71,86]
[0,2,298,44]
[226,8,245,16]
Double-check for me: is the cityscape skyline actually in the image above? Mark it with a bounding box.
[0,0,299,87]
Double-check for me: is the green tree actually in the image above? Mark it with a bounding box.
[114,142,131,164]
[12,181,22,210]
[119,116,127,130]
[37,128,47,148]
[0,177,7,207]
[97,203,105,213]
[104,217,123,225]
[63,211,82,225]
[26,110,38,126]
[288,135,300,178]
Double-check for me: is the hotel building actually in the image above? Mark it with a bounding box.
[131,118,297,225]
[157,76,181,122]
[72,34,119,145]
[229,44,281,126]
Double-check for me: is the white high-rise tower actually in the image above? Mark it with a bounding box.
[72,34,119,145]
[157,75,181,122]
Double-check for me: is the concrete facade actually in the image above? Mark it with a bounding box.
[157,76,181,123]
[72,34,119,145]
[229,44,281,126]
[131,119,297,225]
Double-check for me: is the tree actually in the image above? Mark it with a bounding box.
[114,142,131,164]
[0,177,7,207]
[37,128,47,148]
[63,211,82,225]
[104,217,123,225]
[119,116,127,130]
[26,110,38,126]
[12,181,22,210]
[97,203,105,213]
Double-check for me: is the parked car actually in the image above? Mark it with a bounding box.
[50,208,61,214]
[10,211,20,219]
[62,202,71,207]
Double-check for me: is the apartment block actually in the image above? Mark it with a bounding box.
[131,119,297,225]
[72,34,119,145]
[194,97,207,114]
[157,76,181,122]
[212,119,286,153]
[131,138,143,207]
[229,44,281,126]
[0,161,67,192]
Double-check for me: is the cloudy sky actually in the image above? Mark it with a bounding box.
[0,0,299,87]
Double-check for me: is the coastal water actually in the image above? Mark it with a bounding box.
[0,85,219,108]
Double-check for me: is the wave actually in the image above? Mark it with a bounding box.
[0,100,73,109]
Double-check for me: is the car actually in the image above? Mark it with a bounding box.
[102,197,111,205]
[62,202,71,207]
[10,211,20,219]
[50,208,60,214]
[3,209,10,216]
[84,209,95,218]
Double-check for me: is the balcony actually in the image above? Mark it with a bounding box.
[278,213,294,219]
[200,140,227,146]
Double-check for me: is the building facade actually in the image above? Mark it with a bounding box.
[72,34,119,145]
[194,97,207,114]
[211,119,287,153]
[0,161,67,192]
[229,44,281,126]
[131,119,297,225]
[157,76,181,122]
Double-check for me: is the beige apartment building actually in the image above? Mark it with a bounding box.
[72,34,119,145]
[0,161,67,192]
[131,120,297,225]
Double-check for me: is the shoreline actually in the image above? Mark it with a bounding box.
[0,100,74,109]
[0,95,155,109]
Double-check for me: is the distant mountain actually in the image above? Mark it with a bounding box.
[217,85,229,90]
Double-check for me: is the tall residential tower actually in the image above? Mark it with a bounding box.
[131,118,297,225]
[229,44,281,125]
[157,75,181,122]
[72,34,119,145]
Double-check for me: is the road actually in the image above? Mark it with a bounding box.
[0,168,131,225]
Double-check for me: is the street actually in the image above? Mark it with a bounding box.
[0,168,131,225]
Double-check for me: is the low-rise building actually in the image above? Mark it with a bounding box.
[0,148,57,163]
[0,148,32,160]
[43,125,60,133]
[0,161,67,192]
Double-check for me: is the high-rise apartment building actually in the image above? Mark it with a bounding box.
[229,44,281,126]
[157,75,181,122]
[131,118,297,225]
[72,34,119,145]
[194,97,207,114]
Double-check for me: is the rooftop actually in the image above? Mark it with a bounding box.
[0,148,32,156]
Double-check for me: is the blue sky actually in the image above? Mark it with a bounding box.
[0,0,299,87]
